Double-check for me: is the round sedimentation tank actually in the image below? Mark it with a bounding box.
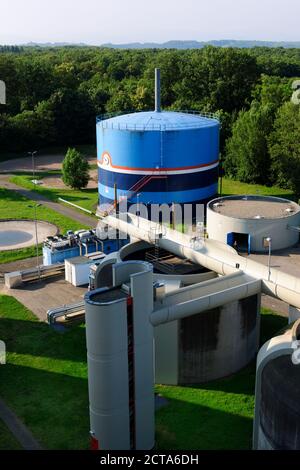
[96,110,220,213]
[0,220,57,250]
[207,195,300,253]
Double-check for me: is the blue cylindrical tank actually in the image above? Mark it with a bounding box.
[96,111,220,211]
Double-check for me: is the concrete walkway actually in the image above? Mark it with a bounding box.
[0,276,87,321]
[0,175,97,228]
[0,398,42,449]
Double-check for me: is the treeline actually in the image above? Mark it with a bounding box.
[0,45,24,53]
[0,46,299,193]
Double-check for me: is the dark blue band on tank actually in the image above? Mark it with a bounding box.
[99,166,219,192]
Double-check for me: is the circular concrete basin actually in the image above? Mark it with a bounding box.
[0,220,58,250]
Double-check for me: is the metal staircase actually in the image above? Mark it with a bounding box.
[120,174,167,202]
[98,173,167,216]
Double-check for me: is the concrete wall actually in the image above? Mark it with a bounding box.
[154,294,260,385]
[154,320,179,385]
[259,355,300,449]
[207,198,300,252]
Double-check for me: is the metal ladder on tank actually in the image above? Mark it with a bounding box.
[149,223,167,256]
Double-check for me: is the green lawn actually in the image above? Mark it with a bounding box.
[221,178,295,201]
[8,175,295,230]
[0,187,89,264]
[9,173,98,213]
[0,295,287,450]
[0,295,89,450]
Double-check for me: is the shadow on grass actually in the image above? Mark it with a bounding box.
[0,187,32,204]
[0,315,87,362]
[186,363,256,396]
[8,171,60,178]
[0,363,89,450]
[155,395,253,450]
[259,311,287,346]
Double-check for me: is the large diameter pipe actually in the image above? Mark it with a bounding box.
[151,279,261,326]
[162,238,300,309]
[155,68,161,112]
[104,215,300,309]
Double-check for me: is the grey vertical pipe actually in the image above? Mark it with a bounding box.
[85,289,130,450]
[155,68,161,112]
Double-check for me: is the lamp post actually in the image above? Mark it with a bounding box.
[28,203,42,281]
[266,237,272,281]
[28,151,37,184]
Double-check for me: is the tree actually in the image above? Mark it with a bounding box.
[252,75,292,113]
[224,103,273,184]
[269,102,300,197]
[62,147,90,190]
[47,88,95,144]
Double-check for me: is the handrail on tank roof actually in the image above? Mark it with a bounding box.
[96,109,220,130]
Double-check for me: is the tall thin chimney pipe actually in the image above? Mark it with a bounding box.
[155,68,161,112]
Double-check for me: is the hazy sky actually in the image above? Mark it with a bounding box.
[0,0,299,44]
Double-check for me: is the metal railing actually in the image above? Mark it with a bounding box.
[21,263,65,282]
[47,301,85,325]
[96,109,220,131]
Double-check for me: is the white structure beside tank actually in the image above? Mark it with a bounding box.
[253,318,300,449]
[65,252,105,286]
[207,195,300,253]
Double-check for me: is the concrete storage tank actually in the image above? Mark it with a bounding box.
[96,70,220,214]
[207,195,300,253]
[253,319,300,449]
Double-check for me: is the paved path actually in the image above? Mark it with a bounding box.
[0,257,38,278]
[0,398,42,450]
[0,276,87,321]
[0,175,97,228]
[248,245,300,278]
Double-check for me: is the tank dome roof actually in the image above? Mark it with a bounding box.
[97,111,219,131]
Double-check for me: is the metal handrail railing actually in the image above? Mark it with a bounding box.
[96,109,220,130]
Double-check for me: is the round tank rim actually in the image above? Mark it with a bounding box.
[84,287,127,306]
[208,194,300,221]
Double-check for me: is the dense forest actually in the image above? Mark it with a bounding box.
[0,46,299,193]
